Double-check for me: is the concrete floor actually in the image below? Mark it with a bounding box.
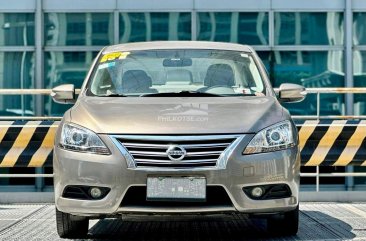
[0,203,366,240]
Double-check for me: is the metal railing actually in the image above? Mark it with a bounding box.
[291,87,366,120]
[1,87,365,120]
[0,88,79,120]
[291,88,366,191]
[0,87,366,192]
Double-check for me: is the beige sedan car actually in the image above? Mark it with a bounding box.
[51,41,305,238]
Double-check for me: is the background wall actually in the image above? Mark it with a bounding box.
[1,0,365,117]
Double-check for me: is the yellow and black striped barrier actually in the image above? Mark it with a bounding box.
[0,120,365,167]
[0,121,58,168]
[297,119,366,166]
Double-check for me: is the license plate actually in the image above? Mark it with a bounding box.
[147,177,206,201]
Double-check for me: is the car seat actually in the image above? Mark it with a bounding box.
[121,70,157,94]
[199,64,235,92]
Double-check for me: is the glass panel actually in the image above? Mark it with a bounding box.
[256,51,271,77]
[354,50,366,115]
[271,51,345,115]
[119,12,191,42]
[274,12,344,45]
[44,51,98,116]
[44,13,114,46]
[0,52,35,116]
[0,13,34,46]
[354,13,366,45]
[271,51,344,87]
[197,12,269,45]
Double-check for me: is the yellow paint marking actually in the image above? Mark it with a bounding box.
[118,51,130,60]
[0,121,13,143]
[298,120,319,152]
[0,121,41,167]
[100,52,130,63]
[305,120,347,166]
[333,120,366,166]
[28,123,58,167]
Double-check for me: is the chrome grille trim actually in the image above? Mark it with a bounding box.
[128,150,223,156]
[110,134,244,170]
[133,159,218,163]
[113,135,240,141]
[122,142,233,149]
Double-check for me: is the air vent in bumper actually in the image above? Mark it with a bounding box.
[121,186,233,208]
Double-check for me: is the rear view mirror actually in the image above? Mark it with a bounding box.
[163,58,192,67]
[278,83,306,103]
[51,84,76,104]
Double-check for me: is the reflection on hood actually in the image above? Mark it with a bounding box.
[70,96,285,134]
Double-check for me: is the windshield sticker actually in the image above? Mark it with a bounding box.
[100,52,130,63]
[98,62,115,69]
[240,53,249,58]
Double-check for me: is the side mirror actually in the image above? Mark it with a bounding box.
[50,84,76,104]
[278,83,306,103]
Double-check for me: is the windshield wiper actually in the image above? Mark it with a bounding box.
[96,93,128,97]
[141,91,223,97]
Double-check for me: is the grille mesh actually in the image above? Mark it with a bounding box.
[116,136,238,168]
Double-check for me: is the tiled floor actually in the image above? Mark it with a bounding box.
[0,203,365,240]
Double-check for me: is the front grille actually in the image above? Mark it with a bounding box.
[114,135,239,168]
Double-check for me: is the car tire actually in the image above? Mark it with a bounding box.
[56,208,89,238]
[267,204,299,236]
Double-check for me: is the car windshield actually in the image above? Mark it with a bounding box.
[88,49,265,97]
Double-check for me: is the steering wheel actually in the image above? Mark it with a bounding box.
[203,85,236,95]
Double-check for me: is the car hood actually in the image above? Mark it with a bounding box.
[70,96,285,134]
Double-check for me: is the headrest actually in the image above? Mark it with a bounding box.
[121,70,152,93]
[204,64,235,87]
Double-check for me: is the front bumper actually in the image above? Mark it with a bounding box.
[54,134,300,216]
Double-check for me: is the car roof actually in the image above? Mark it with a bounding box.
[103,41,253,54]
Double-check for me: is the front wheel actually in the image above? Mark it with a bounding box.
[267,205,299,236]
[56,208,89,238]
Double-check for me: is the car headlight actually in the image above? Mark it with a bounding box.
[59,122,110,155]
[243,120,295,154]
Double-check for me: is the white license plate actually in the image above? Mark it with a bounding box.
[147,177,206,201]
